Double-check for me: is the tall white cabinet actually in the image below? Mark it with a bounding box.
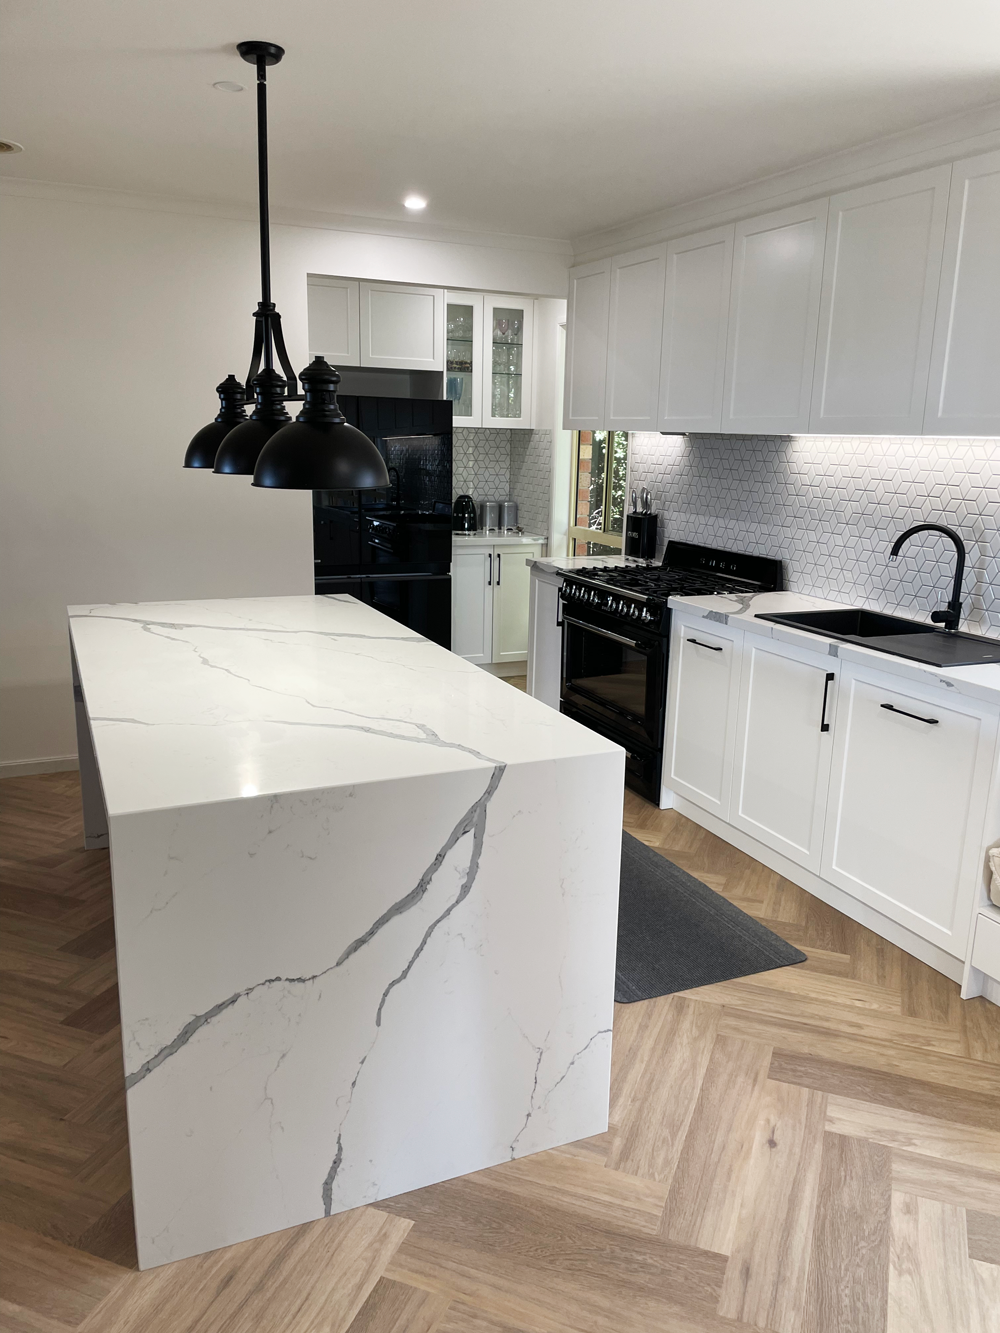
[605,245,666,431]
[563,148,1000,436]
[657,225,734,432]
[808,167,951,434]
[924,149,1000,436]
[564,260,612,431]
[721,201,828,434]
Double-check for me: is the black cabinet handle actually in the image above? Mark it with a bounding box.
[687,637,722,652]
[820,671,835,732]
[881,702,939,725]
[487,553,492,586]
[496,552,501,587]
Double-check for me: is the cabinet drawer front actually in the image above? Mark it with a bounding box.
[731,639,836,872]
[824,673,994,953]
[971,913,1000,982]
[665,620,741,815]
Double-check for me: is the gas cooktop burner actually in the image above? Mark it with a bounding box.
[560,541,784,637]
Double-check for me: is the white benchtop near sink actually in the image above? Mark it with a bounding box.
[453,531,546,547]
[669,589,1000,708]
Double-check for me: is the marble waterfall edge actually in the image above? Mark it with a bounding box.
[69,596,623,1269]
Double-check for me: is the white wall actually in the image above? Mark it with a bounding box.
[0,184,571,769]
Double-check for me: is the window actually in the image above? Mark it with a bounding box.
[569,431,629,555]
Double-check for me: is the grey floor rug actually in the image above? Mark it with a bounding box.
[616,830,806,1003]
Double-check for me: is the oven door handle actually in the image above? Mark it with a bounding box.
[561,615,642,651]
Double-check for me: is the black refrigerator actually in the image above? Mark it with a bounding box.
[313,396,453,649]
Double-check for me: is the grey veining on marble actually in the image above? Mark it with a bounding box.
[70,595,624,1270]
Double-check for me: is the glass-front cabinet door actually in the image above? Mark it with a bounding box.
[445,293,483,426]
[482,295,534,428]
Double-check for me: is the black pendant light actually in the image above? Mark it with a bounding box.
[184,41,389,492]
[183,375,247,468]
[213,367,289,474]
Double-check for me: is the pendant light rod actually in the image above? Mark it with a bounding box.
[236,40,301,399]
[255,54,271,336]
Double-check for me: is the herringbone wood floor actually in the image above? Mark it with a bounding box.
[2,770,999,1332]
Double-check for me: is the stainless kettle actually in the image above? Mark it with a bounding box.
[453,494,477,532]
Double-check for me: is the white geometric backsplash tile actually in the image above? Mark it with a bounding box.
[452,428,511,503]
[453,427,552,537]
[628,433,1000,634]
[511,429,552,537]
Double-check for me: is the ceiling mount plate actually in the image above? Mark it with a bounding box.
[237,41,285,66]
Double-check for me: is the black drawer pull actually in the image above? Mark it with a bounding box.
[880,703,939,725]
[820,671,835,732]
[687,637,723,652]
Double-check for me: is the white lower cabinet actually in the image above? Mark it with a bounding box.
[492,546,539,662]
[451,549,494,664]
[664,614,743,817]
[452,543,544,666]
[821,664,999,957]
[730,636,838,874]
[663,620,1000,980]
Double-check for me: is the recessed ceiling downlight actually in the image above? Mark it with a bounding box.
[403,194,427,211]
[213,81,244,92]
[0,140,24,153]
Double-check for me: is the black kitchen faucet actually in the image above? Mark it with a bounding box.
[889,523,967,634]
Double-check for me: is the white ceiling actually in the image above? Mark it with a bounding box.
[2,0,999,240]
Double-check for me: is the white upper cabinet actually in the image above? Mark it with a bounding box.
[445,293,485,427]
[809,166,951,434]
[657,224,735,433]
[925,149,1000,435]
[359,282,445,371]
[605,244,667,431]
[307,276,361,366]
[482,296,534,429]
[563,259,611,430]
[721,201,828,434]
[821,663,998,958]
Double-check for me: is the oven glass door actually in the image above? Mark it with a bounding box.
[561,614,664,750]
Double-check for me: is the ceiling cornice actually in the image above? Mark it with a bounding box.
[0,175,574,257]
[571,99,1000,263]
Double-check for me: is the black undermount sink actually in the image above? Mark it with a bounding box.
[755,608,1000,668]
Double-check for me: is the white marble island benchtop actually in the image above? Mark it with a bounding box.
[69,595,624,1269]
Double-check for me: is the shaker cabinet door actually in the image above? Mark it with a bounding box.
[730,637,838,874]
[605,244,667,431]
[564,260,612,430]
[821,665,998,957]
[721,200,828,433]
[924,149,1000,435]
[451,549,493,664]
[809,167,951,434]
[657,224,735,433]
[359,282,445,370]
[663,616,743,817]
[492,543,543,663]
[307,276,361,366]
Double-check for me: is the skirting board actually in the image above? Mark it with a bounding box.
[0,754,79,779]
[482,662,528,679]
[671,792,967,987]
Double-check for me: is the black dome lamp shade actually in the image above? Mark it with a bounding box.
[254,358,390,489]
[184,40,386,490]
[213,367,290,474]
[183,376,247,468]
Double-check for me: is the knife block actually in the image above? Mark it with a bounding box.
[624,512,657,560]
